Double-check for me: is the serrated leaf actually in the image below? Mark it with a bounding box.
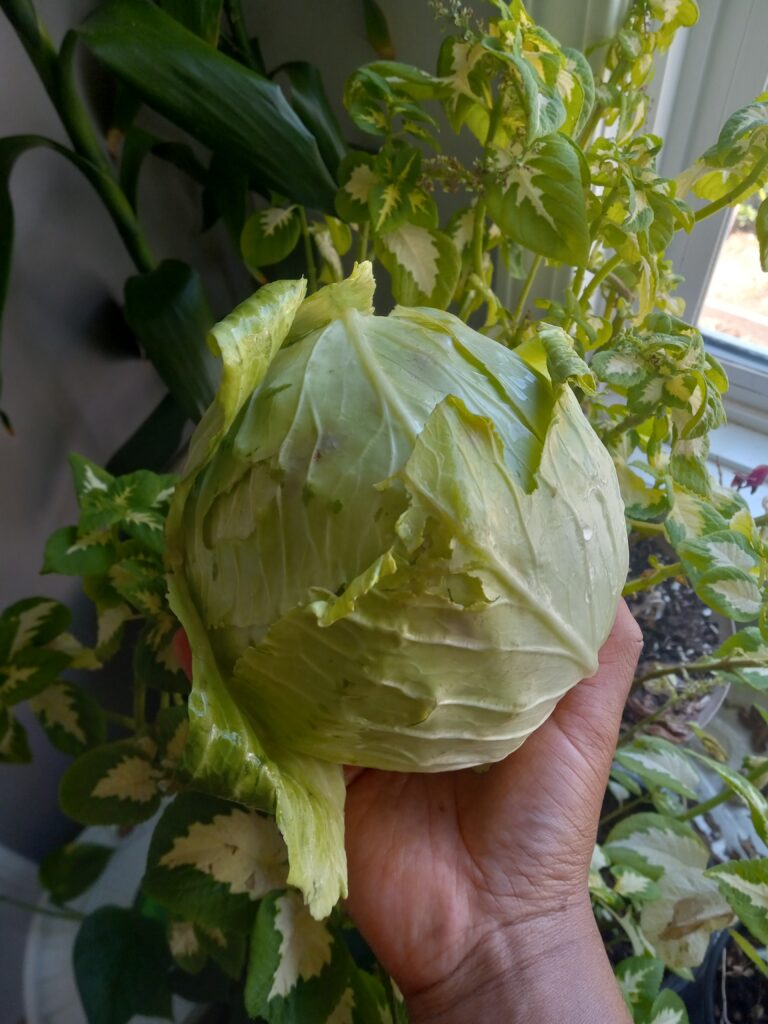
[335,152,379,223]
[486,133,590,265]
[59,741,161,826]
[615,955,664,1016]
[606,813,734,969]
[617,464,669,522]
[691,753,768,844]
[74,906,173,1024]
[647,989,689,1024]
[42,525,115,577]
[706,858,768,945]
[613,865,662,903]
[615,737,700,800]
[695,567,762,621]
[377,223,460,307]
[30,682,106,755]
[244,889,347,1022]
[241,207,301,271]
[39,842,113,905]
[0,648,70,709]
[536,322,596,392]
[0,710,31,763]
[144,792,287,933]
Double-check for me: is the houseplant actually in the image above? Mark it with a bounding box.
[2,0,768,1021]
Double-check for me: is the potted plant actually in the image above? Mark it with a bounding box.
[2,1,768,1022]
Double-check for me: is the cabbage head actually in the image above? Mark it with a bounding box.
[166,262,628,919]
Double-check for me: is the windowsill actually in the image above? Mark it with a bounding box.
[710,419,767,516]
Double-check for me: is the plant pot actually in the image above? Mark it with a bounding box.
[23,816,195,1024]
[670,928,768,1023]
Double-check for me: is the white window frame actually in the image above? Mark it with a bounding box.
[650,0,768,459]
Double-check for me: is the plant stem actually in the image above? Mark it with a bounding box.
[601,410,650,446]
[580,252,623,307]
[599,794,650,828]
[471,198,486,281]
[224,0,258,69]
[623,561,682,596]
[510,254,543,332]
[619,678,718,747]
[0,893,84,922]
[299,207,318,293]
[627,518,665,536]
[103,709,137,731]
[357,221,370,263]
[678,761,768,822]
[693,153,768,223]
[634,656,766,690]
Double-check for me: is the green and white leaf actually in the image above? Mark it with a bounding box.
[30,682,106,755]
[39,842,113,905]
[241,207,301,271]
[706,858,768,945]
[615,737,700,800]
[376,223,460,308]
[59,740,161,826]
[0,710,31,763]
[615,955,664,1018]
[647,989,689,1024]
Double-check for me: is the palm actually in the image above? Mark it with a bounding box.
[344,603,641,997]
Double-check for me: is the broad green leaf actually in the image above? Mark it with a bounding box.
[706,858,768,945]
[244,889,348,1022]
[536,322,596,392]
[615,737,700,800]
[74,907,172,1024]
[615,955,664,1018]
[691,753,768,843]
[664,482,728,546]
[0,710,31,763]
[124,260,218,423]
[277,62,347,177]
[363,0,395,60]
[241,207,302,271]
[158,0,222,44]
[647,989,689,1024]
[606,813,734,969]
[78,0,336,210]
[376,223,460,308]
[39,842,113,905]
[119,126,207,212]
[616,464,669,522]
[335,152,379,223]
[107,393,188,475]
[757,196,768,272]
[30,682,106,755]
[42,525,114,577]
[59,740,161,826]
[695,567,762,622]
[143,792,287,933]
[486,133,590,265]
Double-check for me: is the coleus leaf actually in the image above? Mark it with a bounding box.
[74,906,173,1024]
[376,223,460,308]
[335,151,379,223]
[647,990,689,1024]
[706,858,768,946]
[167,919,246,979]
[39,841,114,905]
[0,597,71,709]
[241,207,302,271]
[30,682,106,755]
[614,737,700,800]
[143,792,288,933]
[244,889,349,1022]
[59,739,162,826]
[486,133,590,265]
[614,955,664,1019]
[0,710,31,763]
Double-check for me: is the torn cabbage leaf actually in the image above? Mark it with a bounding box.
[166,262,627,919]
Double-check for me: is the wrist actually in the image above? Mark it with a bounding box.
[404,899,630,1024]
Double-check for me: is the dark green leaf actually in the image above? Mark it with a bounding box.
[74,906,172,1024]
[124,259,217,422]
[78,0,337,210]
[106,393,188,475]
[0,710,31,763]
[42,526,115,577]
[202,151,250,242]
[59,740,161,826]
[0,649,70,708]
[277,62,348,178]
[240,207,302,271]
[158,0,223,44]
[363,0,395,59]
[30,682,107,755]
[39,842,114,904]
[119,126,207,211]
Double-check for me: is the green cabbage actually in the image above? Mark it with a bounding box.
[166,263,628,918]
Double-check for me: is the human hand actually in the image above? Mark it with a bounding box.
[344,601,642,1023]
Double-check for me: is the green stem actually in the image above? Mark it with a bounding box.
[627,518,665,536]
[602,290,618,324]
[357,221,370,263]
[601,410,650,446]
[619,678,717,747]
[580,252,623,307]
[471,199,487,281]
[599,794,649,829]
[510,254,544,332]
[224,0,258,70]
[103,709,137,731]
[299,207,318,293]
[623,561,682,596]
[0,893,84,922]
[633,655,766,690]
[679,761,768,822]
[693,153,768,224]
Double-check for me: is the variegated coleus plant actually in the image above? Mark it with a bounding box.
[3,1,768,1023]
